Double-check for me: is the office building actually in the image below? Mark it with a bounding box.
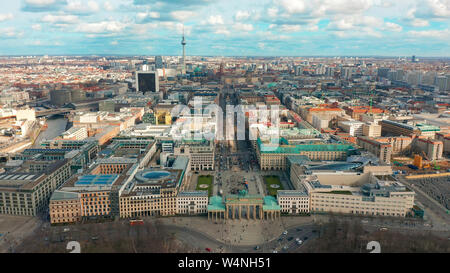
[155,56,164,69]
[136,71,159,93]
[0,159,72,216]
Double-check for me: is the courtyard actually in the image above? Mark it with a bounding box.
[263,175,284,196]
[196,175,213,196]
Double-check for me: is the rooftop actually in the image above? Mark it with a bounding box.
[50,190,80,201]
[263,196,281,211]
[74,175,119,187]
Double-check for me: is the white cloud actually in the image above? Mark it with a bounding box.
[233,23,254,32]
[32,24,42,31]
[66,0,99,14]
[408,29,450,39]
[203,15,224,25]
[103,1,114,12]
[258,42,265,49]
[41,14,79,24]
[331,27,382,38]
[414,0,450,19]
[110,40,118,45]
[214,27,230,35]
[131,23,158,35]
[404,8,429,27]
[75,21,128,33]
[137,11,160,21]
[410,18,430,27]
[384,22,402,32]
[171,10,196,22]
[277,0,306,14]
[0,28,24,38]
[328,15,383,31]
[267,7,278,17]
[274,0,374,16]
[279,24,301,32]
[235,10,250,21]
[160,22,191,35]
[0,13,13,22]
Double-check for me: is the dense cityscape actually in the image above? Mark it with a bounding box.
[0,0,449,260]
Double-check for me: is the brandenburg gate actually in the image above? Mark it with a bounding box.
[225,194,264,220]
[207,193,281,221]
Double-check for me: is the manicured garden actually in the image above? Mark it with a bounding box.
[196,175,213,196]
[263,175,284,196]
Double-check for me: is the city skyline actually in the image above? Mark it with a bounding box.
[0,0,449,56]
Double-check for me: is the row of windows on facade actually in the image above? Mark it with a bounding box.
[313,208,404,216]
[313,204,404,211]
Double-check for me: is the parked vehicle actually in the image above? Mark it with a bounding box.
[130,219,144,226]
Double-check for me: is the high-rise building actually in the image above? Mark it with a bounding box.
[155,56,163,69]
[435,76,448,91]
[136,71,159,93]
[377,67,390,78]
[294,65,303,76]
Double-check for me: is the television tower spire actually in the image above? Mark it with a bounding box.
[181,26,186,75]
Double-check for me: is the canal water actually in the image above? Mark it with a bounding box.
[33,116,68,148]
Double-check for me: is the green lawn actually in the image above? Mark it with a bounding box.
[263,175,284,196]
[196,175,213,197]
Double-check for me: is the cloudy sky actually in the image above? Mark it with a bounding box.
[0,0,449,56]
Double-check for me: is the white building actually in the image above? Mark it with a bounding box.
[61,127,88,140]
[339,120,364,136]
[277,190,310,214]
[176,191,208,215]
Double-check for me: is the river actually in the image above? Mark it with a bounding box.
[33,116,68,148]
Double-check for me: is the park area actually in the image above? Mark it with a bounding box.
[196,175,213,196]
[263,175,284,196]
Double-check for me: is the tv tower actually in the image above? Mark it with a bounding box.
[181,26,186,75]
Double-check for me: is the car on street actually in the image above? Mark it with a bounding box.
[205,248,212,252]
[282,230,288,235]
[254,246,260,250]
[287,237,294,241]
[296,240,303,245]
